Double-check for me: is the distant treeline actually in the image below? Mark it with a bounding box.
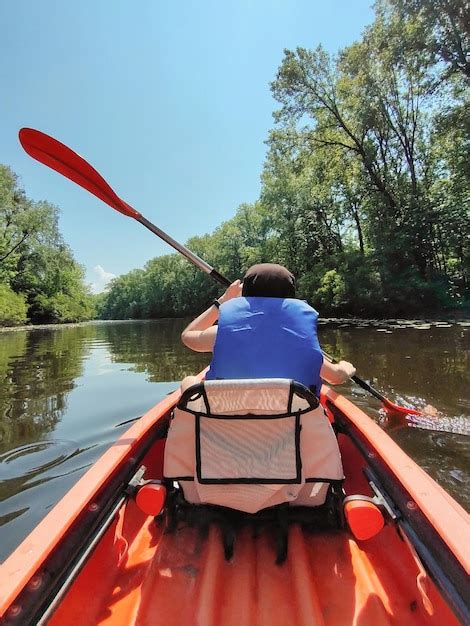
[0,166,94,326]
[99,0,469,320]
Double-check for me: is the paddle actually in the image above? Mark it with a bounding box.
[18,128,230,289]
[18,127,423,418]
[322,352,423,416]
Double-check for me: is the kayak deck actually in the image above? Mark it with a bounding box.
[48,500,457,626]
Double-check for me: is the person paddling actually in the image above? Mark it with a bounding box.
[180,263,356,391]
[167,263,356,510]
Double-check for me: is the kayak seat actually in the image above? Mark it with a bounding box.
[162,378,345,563]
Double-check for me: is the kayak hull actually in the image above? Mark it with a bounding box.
[48,516,461,626]
[1,383,469,626]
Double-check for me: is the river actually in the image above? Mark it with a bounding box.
[0,318,469,562]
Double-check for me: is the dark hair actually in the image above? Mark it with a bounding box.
[242,263,295,298]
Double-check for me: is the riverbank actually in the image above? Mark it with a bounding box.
[2,314,469,334]
[0,320,129,333]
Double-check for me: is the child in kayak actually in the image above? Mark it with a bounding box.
[180,263,356,390]
[164,263,356,510]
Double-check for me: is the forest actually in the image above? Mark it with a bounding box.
[98,0,469,320]
[0,166,94,326]
[1,0,468,325]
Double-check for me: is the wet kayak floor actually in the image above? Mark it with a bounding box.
[49,504,458,626]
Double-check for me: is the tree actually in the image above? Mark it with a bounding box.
[0,164,95,324]
[387,0,470,81]
[0,166,57,285]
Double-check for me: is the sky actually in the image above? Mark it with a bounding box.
[1,0,374,292]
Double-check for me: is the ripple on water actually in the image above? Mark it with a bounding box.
[407,414,470,436]
[0,439,79,481]
[0,439,91,562]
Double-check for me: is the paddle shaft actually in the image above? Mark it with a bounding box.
[322,350,406,410]
[18,128,230,288]
[351,376,395,404]
[138,215,230,287]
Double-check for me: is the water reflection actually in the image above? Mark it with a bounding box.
[318,321,470,415]
[0,319,468,562]
[0,327,95,451]
[103,319,209,381]
[0,322,180,560]
[0,440,81,520]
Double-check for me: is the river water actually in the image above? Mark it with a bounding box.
[0,319,469,562]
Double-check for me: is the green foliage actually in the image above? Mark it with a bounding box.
[315,270,347,311]
[0,165,95,325]
[31,291,95,324]
[0,284,28,326]
[386,0,470,81]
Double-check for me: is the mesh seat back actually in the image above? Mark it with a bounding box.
[202,378,304,415]
[198,414,299,483]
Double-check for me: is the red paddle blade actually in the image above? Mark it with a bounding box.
[19,128,141,220]
[382,399,423,416]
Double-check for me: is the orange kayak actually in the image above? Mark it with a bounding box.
[0,382,469,626]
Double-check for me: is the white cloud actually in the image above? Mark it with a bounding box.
[89,265,116,294]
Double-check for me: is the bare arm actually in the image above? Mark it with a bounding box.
[181,280,242,353]
[320,359,356,385]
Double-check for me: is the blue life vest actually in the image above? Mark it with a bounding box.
[206,297,323,395]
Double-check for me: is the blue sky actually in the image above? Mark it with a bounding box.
[1,0,374,292]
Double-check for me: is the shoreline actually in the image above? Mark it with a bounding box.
[0,320,131,334]
[2,314,469,334]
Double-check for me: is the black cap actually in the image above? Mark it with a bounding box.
[242,263,295,298]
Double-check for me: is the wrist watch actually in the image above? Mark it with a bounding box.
[212,299,221,309]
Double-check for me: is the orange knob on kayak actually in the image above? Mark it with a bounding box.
[135,483,167,517]
[344,498,384,541]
